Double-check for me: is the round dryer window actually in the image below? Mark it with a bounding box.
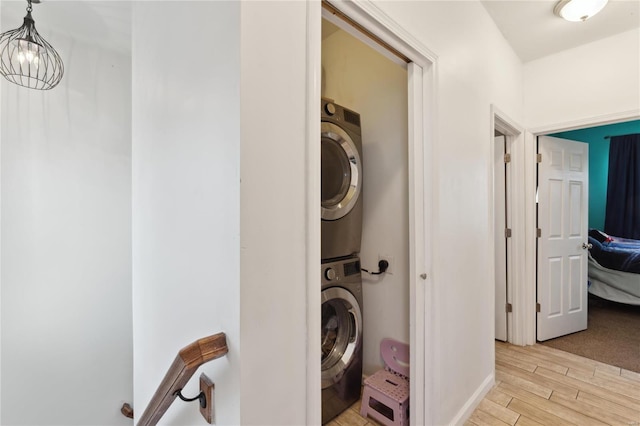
[321,122,362,221]
[321,286,362,389]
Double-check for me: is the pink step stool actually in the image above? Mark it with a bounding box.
[360,338,409,426]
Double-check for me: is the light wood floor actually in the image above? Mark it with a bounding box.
[467,341,640,426]
[326,397,383,426]
[332,342,640,425]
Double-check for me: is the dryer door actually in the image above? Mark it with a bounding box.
[321,122,362,221]
[321,286,363,389]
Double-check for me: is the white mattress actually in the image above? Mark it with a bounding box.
[588,254,640,305]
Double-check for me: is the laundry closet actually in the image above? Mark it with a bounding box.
[321,17,409,386]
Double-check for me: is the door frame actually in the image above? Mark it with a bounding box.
[521,110,640,345]
[306,2,438,424]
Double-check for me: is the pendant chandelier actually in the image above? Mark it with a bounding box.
[0,0,63,90]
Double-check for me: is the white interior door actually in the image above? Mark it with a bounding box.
[537,136,589,341]
[494,135,508,341]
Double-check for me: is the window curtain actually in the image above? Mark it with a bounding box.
[604,134,640,239]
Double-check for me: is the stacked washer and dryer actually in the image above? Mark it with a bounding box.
[320,98,365,424]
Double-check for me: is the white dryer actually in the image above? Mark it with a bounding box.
[321,99,363,261]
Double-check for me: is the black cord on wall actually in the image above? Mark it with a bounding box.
[361,259,389,275]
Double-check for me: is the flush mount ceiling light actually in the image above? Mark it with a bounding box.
[554,0,609,22]
[0,0,63,90]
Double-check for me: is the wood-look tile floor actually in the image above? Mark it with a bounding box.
[467,341,640,426]
[326,397,384,426]
[332,342,640,425]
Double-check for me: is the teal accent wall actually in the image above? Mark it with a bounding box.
[551,120,640,231]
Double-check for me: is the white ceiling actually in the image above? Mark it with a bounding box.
[2,1,639,64]
[480,0,640,62]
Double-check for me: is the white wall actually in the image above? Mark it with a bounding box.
[239,2,309,424]
[131,2,241,424]
[0,1,529,425]
[0,3,132,425]
[368,1,524,423]
[133,2,310,424]
[524,28,640,130]
[321,28,409,375]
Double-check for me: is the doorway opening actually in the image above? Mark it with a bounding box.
[321,12,409,381]
[307,2,436,424]
[533,120,640,374]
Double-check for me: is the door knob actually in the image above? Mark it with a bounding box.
[582,242,593,250]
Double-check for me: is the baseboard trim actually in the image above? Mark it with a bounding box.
[448,373,494,425]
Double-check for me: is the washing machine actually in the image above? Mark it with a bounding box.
[321,256,363,424]
[321,99,363,261]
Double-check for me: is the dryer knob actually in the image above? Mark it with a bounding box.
[324,103,336,116]
[324,268,336,281]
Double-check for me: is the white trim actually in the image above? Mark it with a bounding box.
[305,1,322,424]
[321,8,407,69]
[422,58,438,426]
[311,1,437,424]
[492,105,523,136]
[327,0,438,66]
[448,373,495,426]
[408,61,428,426]
[529,109,640,135]
[523,111,640,345]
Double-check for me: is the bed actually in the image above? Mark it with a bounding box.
[588,229,640,306]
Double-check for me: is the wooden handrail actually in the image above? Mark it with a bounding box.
[137,332,228,426]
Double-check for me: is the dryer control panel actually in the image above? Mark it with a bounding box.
[343,260,361,277]
[322,258,360,283]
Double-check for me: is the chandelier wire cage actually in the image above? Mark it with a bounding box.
[0,0,63,90]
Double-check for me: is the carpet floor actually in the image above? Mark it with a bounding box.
[540,294,640,373]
